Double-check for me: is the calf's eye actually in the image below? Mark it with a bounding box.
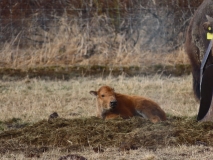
[101,95,105,97]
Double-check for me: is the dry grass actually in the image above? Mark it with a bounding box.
[0,74,196,122]
[1,74,213,160]
[1,145,213,160]
[0,31,190,69]
[0,1,207,159]
[0,0,192,70]
[0,11,190,69]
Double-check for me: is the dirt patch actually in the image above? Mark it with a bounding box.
[0,115,213,155]
[0,64,191,80]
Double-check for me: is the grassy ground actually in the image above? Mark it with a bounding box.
[0,1,209,159]
[0,18,206,158]
[1,145,213,160]
[1,74,211,160]
[0,75,197,122]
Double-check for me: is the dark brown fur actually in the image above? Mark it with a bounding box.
[185,0,213,100]
[90,86,167,123]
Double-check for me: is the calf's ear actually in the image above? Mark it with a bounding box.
[90,91,98,96]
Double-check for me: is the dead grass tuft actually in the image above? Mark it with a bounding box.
[0,0,192,69]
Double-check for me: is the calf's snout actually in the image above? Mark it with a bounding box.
[110,100,117,108]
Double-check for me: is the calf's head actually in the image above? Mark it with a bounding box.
[90,86,117,110]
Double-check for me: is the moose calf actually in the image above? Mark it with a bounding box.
[90,85,166,123]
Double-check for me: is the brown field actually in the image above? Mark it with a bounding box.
[0,25,209,159]
[1,74,213,160]
[1,1,213,159]
[0,74,196,122]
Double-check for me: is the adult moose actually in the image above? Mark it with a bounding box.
[185,0,213,99]
[185,0,213,121]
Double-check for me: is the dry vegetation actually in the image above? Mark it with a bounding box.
[1,75,212,160]
[0,0,198,69]
[0,75,197,122]
[0,15,190,69]
[1,0,212,159]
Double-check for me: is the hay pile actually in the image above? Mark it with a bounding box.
[1,115,213,154]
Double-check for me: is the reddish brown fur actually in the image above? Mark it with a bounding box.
[90,86,166,123]
[185,0,213,100]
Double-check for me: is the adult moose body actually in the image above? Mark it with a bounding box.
[185,0,213,100]
[185,0,213,121]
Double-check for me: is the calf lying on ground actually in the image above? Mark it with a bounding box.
[90,85,166,123]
